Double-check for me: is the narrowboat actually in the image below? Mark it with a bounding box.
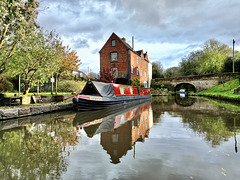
[73,81,152,111]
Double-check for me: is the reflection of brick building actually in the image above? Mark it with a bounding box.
[100,103,152,164]
[99,33,152,88]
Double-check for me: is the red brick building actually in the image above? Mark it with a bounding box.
[99,33,152,88]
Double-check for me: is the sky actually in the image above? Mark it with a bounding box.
[37,0,240,74]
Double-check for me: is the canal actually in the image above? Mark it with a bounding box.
[0,96,240,180]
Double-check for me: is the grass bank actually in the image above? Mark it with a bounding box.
[193,78,240,100]
[4,92,75,97]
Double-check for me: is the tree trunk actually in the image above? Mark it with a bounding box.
[24,81,30,95]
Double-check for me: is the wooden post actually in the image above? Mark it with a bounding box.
[55,76,58,95]
[37,80,39,95]
[233,39,235,73]
[18,75,20,97]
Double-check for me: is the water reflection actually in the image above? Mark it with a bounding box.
[0,111,78,179]
[152,96,240,149]
[74,101,153,164]
[1,96,240,179]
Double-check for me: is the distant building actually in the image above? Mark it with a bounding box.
[71,70,88,79]
[99,33,152,88]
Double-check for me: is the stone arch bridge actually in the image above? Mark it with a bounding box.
[153,72,240,92]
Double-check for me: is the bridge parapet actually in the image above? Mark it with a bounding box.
[153,72,240,92]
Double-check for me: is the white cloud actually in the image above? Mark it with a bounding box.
[37,0,240,73]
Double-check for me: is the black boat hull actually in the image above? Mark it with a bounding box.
[74,95,152,111]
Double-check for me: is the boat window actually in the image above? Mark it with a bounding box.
[120,87,125,95]
[130,88,134,94]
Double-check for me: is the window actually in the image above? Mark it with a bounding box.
[131,65,134,74]
[111,134,119,144]
[111,67,118,78]
[137,57,139,64]
[141,69,143,77]
[145,62,147,68]
[132,121,135,128]
[111,39,116,46]
[145,71,147,77]
[110,52,118,62]
[136,67,139,76]
[130,88,134,94]
[120,87,125,95]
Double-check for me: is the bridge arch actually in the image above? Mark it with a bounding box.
[174,83,196,93]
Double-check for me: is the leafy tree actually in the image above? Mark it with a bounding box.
[222,57,240,73]
[100,68,116,83]
[199,39,232,74]
[55,43,81,79]
[178,39,233,76]
[164,67,180,77]
[152,61,164,78]
[8,29,60,94]
[0,0,39,74]
[178,51,202,76]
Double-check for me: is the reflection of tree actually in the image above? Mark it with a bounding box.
[182,115,233,147]
[151,96,175,123]
[0,117,80,179]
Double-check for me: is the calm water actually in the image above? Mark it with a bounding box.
[1,96,240,180]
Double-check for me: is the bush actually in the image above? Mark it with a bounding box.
[58,80,86,93]
[0,76,14,92]
[131,78,140,86]
[151,81,174,91]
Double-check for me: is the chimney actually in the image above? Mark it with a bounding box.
[132,36,134,50]
[122,37,126,42]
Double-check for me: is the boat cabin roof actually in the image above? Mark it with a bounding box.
[81,81,115,97]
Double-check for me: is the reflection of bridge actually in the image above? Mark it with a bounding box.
[154,72,240,92]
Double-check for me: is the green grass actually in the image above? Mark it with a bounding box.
[4,92,75,97]
[194,78,240,100]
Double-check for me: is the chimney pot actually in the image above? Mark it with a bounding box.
[132,36,134,50]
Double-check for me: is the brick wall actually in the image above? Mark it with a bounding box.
[100,33,150,86]
[100,33,129,78]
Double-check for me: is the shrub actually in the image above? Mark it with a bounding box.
[0,76,14,92]
[151,81,174,91]
[58,80,86,93]
[131,78,140,86]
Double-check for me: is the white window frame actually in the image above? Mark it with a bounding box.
[137,57,139,64]
[131,65,134,74]
[136,67,139,76]
[110,52,118,62]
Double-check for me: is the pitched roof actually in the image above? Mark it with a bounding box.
[100,32,150,62]
[136,50,143,56]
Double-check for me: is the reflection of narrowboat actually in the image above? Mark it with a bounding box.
[73,81,152,111]
[73,100,152,136]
